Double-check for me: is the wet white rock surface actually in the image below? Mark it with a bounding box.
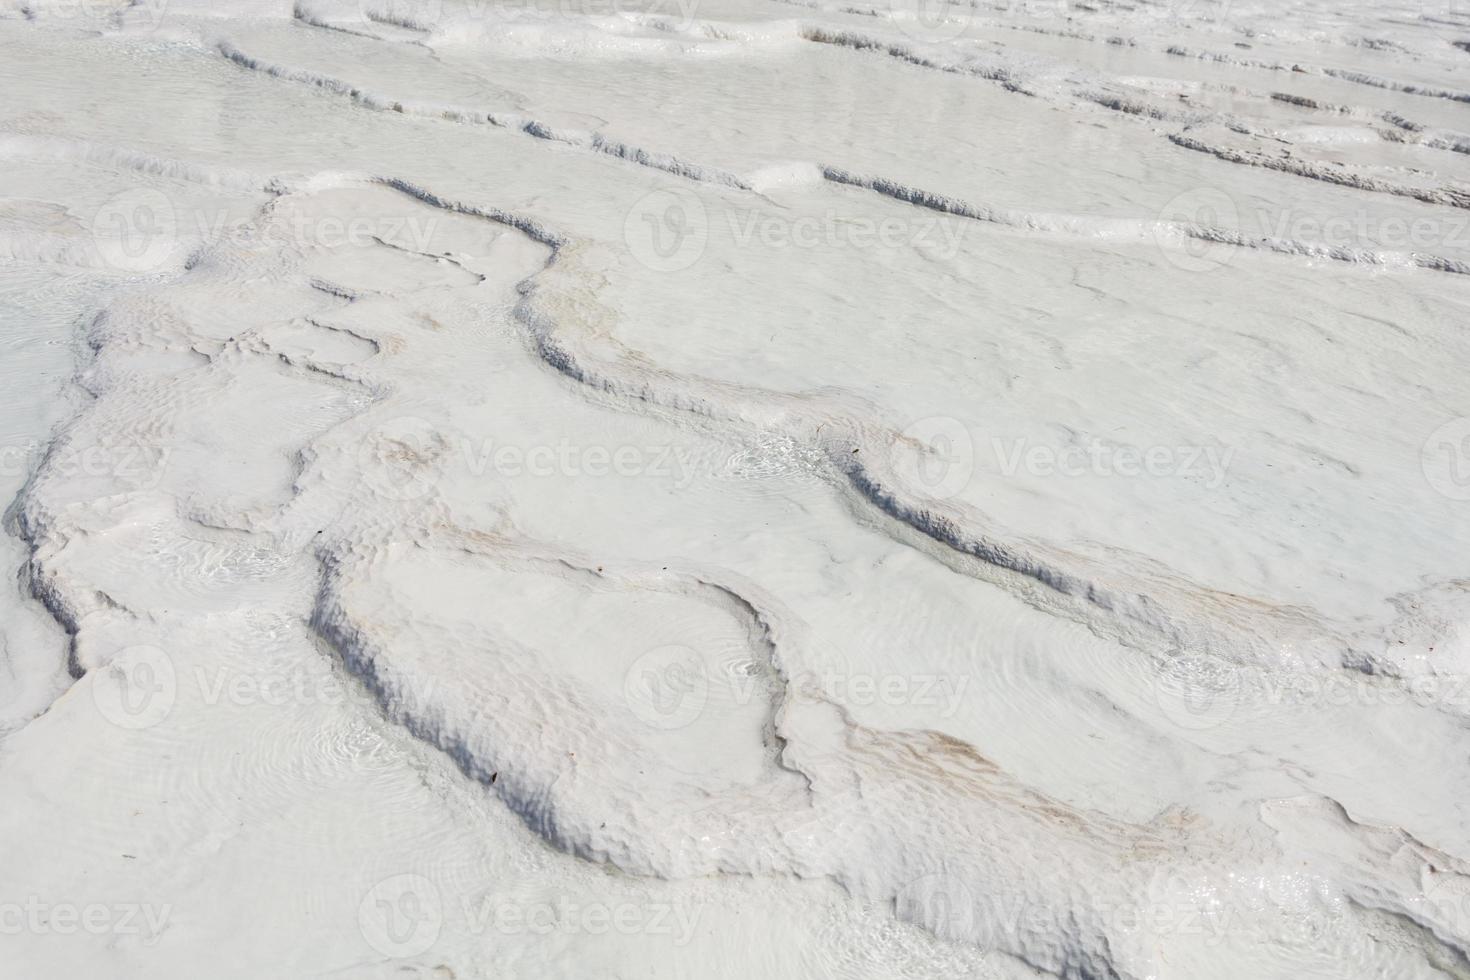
[1,1,1469,977]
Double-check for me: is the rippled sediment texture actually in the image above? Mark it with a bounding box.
[1,1,1469,977]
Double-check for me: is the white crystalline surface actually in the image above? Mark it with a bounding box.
[2,0,1470,976]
